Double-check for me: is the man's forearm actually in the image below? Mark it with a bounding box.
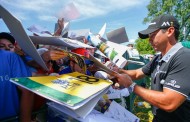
[19,87,34,122]
[119,68,144,80]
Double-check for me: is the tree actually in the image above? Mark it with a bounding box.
[135,38,155,55]
[143,0,190,41]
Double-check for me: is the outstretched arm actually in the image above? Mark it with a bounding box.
[53,18,64,36]
[112,65,145,80]
[114,73,186,112]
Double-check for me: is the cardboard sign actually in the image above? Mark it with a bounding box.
[29,36,94,50]
[106,27,129,44]
[11,72,112,118]
[56,2,80,21]
[11,72,112,107]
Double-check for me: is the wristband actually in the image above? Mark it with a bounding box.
[128,82,136,93]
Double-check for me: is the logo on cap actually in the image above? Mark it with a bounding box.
[149,22,156,25]
[161,21,170,27]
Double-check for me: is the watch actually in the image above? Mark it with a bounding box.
[128,82,136,93]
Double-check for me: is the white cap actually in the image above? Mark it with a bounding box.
[37,48,48,56]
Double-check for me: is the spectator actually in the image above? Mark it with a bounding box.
[0,32,33,121]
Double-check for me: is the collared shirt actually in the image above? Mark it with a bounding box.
[142,43,190,121]
[152,43,183,92]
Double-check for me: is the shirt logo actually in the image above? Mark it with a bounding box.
[0,75,10,82]
[165,80,180,88]
[161,21,170,27]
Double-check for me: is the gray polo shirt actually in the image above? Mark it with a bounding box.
[142,43,190,121]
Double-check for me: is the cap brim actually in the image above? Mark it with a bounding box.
[138,28,158,39]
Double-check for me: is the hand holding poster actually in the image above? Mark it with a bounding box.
[48,46,87,74]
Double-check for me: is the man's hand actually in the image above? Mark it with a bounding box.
[53,18,64,36]
[49,50,68,61]
[58,18,64,29]
[114,73,133,88]
[14,45,25,56]
[41,48,67,62]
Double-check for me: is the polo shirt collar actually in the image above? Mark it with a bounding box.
[160,43,183,63]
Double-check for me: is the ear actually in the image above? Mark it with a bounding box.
[167,27,175,37]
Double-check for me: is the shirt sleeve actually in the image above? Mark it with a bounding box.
[163,49,190,97]
[142,55,159,76]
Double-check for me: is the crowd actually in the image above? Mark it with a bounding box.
[1,14,190,122]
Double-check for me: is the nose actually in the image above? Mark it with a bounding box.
[5,45,11,51]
